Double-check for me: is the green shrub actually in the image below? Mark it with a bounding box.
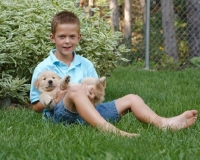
[190,57,200,68]
[0,73,30,103]
[0,0,129,104]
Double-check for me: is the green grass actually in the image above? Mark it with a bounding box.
[1,66,200,160]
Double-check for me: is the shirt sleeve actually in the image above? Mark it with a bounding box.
[87,63,98,78]
[29,68,41,104]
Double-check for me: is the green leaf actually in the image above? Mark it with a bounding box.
[190,57,200,67]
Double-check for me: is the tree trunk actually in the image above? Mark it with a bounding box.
[124,0,132,49]
[161,0,178,62]
[79,0,85,7]
[140,0,146,29]
[186,0,200,57]
[109,0,119,31]
[88,0,94,16]
[140,0,146,56]
[84,0,94,16]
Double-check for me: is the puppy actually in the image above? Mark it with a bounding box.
[81,76,106,106]
[34,70,70,109]
[34,70,106,109]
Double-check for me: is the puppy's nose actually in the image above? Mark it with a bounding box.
[48,80,53,84]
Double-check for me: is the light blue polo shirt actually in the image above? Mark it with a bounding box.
[30,49,98,104]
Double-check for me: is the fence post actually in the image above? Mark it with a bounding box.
[145,0,150,69]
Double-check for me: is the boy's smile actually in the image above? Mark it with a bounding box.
[50,23,81,64]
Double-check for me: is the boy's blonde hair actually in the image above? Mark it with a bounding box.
[51,10,80,35]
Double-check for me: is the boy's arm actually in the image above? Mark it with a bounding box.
[54,86,69,104]
[32,101,45,113]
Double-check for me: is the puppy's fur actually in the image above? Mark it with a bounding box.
[34,70,106,109]
[81,76,106,106]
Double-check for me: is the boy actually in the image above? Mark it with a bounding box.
[30,10,198,137]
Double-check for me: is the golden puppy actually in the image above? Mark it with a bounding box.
[34,70,106,109]
[81,76,106,106]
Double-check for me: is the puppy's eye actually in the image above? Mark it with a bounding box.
[43,78,46,80]
[52,77,55,79]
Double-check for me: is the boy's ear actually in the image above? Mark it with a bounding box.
[78,34,82,42]
[50,33,55,43]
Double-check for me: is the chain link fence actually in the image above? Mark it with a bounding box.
[80,0,199,70]
[130,0,200,70]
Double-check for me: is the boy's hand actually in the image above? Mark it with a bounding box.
[82,84,95,104]
[54,85,69,104]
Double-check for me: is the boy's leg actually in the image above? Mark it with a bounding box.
[63,85,139,137]
[115,94,198,130]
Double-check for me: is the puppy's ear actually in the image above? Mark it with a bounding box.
[99,77,106,88]
[88,88,95,99]
[34,79,39,89]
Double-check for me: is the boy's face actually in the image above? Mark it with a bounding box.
[50,23,81,57]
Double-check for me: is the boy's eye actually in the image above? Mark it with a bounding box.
[70,35,75,38]
[59,35,65,38]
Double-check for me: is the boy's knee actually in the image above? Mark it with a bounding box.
[68,85,85,98]
[126,94,143,102]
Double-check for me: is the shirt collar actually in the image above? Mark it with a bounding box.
[50,49,81,66]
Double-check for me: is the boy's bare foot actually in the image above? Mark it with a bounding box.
[98,123,140,137]
[160,110,198,130]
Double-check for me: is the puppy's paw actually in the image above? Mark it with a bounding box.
[60,75,70,90]
[48,99,56,109]
[64,75,70,83]
[42,96,55,109]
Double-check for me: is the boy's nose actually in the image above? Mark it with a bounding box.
[65,37,70,43]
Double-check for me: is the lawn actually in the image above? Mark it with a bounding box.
[0,66,200,160]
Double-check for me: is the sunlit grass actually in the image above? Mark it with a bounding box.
[0,67,200,159]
